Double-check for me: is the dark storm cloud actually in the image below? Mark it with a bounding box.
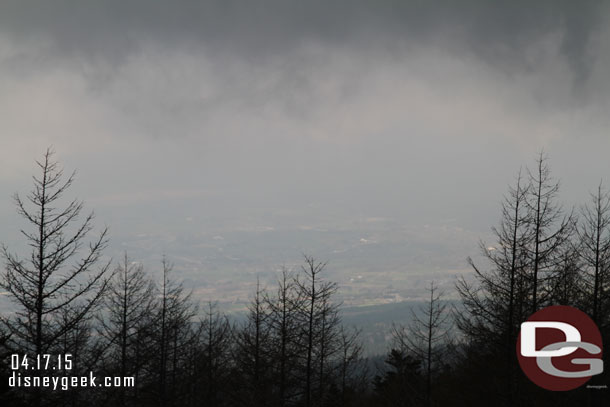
[0,0,604,84]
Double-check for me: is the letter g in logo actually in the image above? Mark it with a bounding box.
[517,306,604,391]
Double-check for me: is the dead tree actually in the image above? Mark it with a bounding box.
[460,169,531,405]
[0,149,112,405]
[199,302,232,407]
[392,282,450,407]
[233,278,273,407]
[336,326,365,407]
[155,257,196,407]
[316,292,341,404]
[577,182,610,325]
[295,255,339,407]
[98,252,157,406]
[457,168,537,407]
[525,152,574,313]
[264,267,303,407]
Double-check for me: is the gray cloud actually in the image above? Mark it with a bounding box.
[0,1,609,286]
[0,1,605,83]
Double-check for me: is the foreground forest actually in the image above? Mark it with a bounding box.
[1,150,609,407]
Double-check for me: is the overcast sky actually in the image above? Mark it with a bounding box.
[1,1,609,258]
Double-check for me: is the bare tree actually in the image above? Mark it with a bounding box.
[392,282,450,407]
[154,257,196,407]
[525,151,574,313]
[547,244,583,307]
[0,328,12,403]
[199,302,232,407]
[264,267,303,407]
[458,169,531,406]
[56,306,95,407]
[233,278,273,407]
[336,326,366,407]
[316,291,341,405]
[295,255,339,407]
[577,182,610,325]
[98,252,157,406]
[0,149,112,405]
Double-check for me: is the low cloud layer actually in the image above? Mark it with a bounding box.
[0,1,609,249]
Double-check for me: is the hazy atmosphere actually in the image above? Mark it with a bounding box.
[1,1,609,307]
[2,2,610,407]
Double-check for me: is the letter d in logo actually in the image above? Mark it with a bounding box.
[520,322,581,357]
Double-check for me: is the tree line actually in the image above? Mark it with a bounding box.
[1,149,609,406]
